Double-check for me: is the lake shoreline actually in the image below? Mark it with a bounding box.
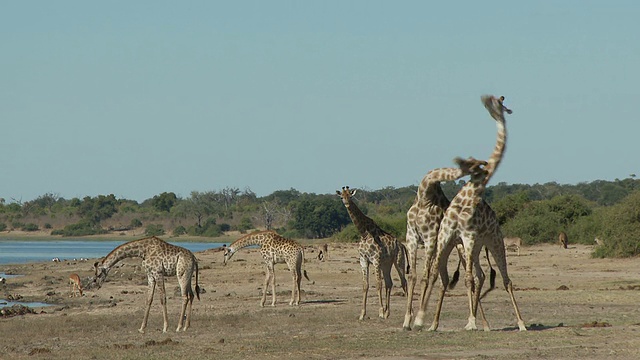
[0,230,233,243]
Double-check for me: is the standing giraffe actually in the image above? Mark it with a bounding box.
[223,230,310,307]
[93,236,200,333]
[69,273,84,297]
[414,95,527,332]
[336,186,407,320]
[402,156,490,330]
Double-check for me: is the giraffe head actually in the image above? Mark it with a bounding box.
[453,157,489,184]
[93,261,110,289]
[222,245,235,265]
[336,186,356,207]
[454,156,488,177]
[481,94,508,123]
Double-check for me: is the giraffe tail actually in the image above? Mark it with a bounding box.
[480,246,496,300]
[301,247,311,281]
[449,257,461,290]
[195,260,201,301]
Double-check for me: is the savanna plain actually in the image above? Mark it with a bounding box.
[1,241,640,360]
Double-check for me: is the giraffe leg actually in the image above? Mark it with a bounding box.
[176,276,190,332]
[290,261,301,306]
[463,249,478,331]
[375,266,385,319]
[402,231,418,330]
[359,258,369,320]
[471,251,488,331]
[270,266,277,307]
[158,275,169,333]
[382,263,393,319]
[488,241,527,331]
[428,241,455,331]
[140,278,156,334]
[414,230,448,331]
[261,264,273,307]
[394,246,408,296]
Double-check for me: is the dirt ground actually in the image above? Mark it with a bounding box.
[1,242,640,360]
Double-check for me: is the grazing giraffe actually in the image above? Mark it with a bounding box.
[69,273,84,297]
[223,231,310,307]
[336,186,407,320]
[402,156,490,330]
[414,95,527,332]
[93,236,200,333]
[559,231,568,249]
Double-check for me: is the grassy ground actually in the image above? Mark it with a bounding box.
[2,242,640,359]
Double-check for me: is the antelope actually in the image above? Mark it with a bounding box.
[503,237,522,256]
[69,273,84,297]
[559,231,568,249]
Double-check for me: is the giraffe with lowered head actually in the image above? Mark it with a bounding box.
[223,230,310,307]
[337,186,407,320]
[414,95,526,332]
[93,236,200,333]
[402,156,490,330]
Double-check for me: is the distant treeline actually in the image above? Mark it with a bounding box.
[1,177,639,257]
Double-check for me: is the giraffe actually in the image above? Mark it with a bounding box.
[402,156,490,330]
[414,94,527,332]
[69,273,84,297]
[336,186,407,320]
[223,230,310,307]
[93,236,200,333]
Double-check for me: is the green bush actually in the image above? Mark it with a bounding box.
[0,223,7,232]
[22,223,39,232]
[11,221,25,230]
[145,224,165,236]
[173,225,187,236]
[44,223,53,229]
[58,222,107,236]
[130,218,143,228]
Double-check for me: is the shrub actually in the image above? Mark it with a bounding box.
[145,224,165,236]
[0,223,7,232]
[130,218,143,228]
[22,223,39,232]
[44,223,53,229]
[173,225,187,236]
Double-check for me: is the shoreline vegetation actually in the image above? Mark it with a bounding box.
[0,230,233,243]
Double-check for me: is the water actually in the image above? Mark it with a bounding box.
[0,239,227,308]
[0,239,227,265]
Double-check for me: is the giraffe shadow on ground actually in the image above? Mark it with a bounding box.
[302,299,349,305]
[496,323,564,331]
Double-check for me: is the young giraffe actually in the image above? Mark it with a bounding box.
[415,95,527,332]
[93,236,200,333]
[69,273,84,297]
[223,230,310,307]
[336,186,407,320]
[402,156,489,330]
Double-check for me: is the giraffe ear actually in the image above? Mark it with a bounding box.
[351,189,357,196]
[336,190,341,195]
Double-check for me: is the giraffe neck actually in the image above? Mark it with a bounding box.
[484,118,506,185]
[228,232,267,253]
[344,198,377,237]
[416,167,465,204]
[100,238,150,269]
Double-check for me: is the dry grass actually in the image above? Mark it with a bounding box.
[2,243,640,359]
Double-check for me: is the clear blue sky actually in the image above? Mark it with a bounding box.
[2,1,639,203]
